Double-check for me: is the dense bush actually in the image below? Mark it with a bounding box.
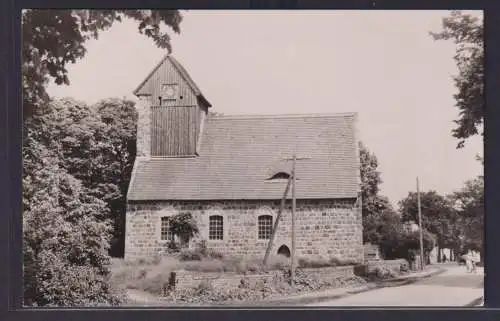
[378,229,435,262]
[23,106,124,307]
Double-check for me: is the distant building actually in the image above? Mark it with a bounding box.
[124,55,363,263]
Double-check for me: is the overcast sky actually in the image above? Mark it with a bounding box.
[47,10,484,207]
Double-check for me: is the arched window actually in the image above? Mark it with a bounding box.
[160,217,174,241]
[258,215,273,239]
[209,215,224,240]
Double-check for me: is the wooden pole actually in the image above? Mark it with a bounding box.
[291,154,296,285]
[263,176,292,265]
[417,177,425,271]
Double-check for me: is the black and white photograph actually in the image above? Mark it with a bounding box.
[22,9,484,307]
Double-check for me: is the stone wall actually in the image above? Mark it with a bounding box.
[170,265,355,292]
[135,95,151,158]
[125,199,363,263]
[366,259,409,273]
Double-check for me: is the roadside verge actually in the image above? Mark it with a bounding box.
[219,266,447,306]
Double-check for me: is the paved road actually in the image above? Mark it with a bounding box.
[307,264,484,307]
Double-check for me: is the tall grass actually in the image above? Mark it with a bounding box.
[110,252,356,296]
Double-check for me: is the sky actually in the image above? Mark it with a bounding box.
[47,10,484,208]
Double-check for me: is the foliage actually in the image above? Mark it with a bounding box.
[363,199,403,245]
[113,256,367,303]
[27,98,138,258]
[93,98,138,256]
[22,9,184,307]
[23,110,121,306]
[167,213,200,246]
[378,229,435,262]
[178,241,224,261]
[359,142,402,244]
[449,176,484,256]
[430,11,484,148]
[22,9,182,116]
[398,190,457,250]
[359,141,382,204]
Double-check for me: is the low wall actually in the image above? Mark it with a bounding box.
[366,259,409,273]
[170,265,355,292]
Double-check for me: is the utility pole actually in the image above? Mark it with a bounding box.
[263,176,292,266]
[417,177,425,271]
[291,154,297,285]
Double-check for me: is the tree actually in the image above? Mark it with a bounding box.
[430,11,484,148]
[22,9,182,116]
[34,98,137,258]
[379,229,435,263]
[362,206,403,245]
[22,9,185,306]
[449,176,484,260]
[23,109,122,306]
[94,98,138,257]
[359,141,382,204]
[398,190,458,261]
[359,142,401,244]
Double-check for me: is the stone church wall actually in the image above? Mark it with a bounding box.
[125,199,363,263]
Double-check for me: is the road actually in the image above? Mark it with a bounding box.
[307,264,484,307]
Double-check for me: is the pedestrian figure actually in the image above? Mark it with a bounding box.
[443,254,447,263]
[463,254,472,273]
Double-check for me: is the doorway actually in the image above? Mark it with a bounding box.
[277,245,291,258]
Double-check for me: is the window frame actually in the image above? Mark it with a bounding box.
[160,216,174,242]
[208,215,224,241]
[257,214,273,240]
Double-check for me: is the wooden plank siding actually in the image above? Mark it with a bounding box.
[151,106,199,156]
[135,56,199,107]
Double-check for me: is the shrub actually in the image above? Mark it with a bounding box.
[379,229,435,261]
[179,249,203,261]
[178,241,224,261]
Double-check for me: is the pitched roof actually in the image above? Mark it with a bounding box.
[128,112,360,201]
[133,55,211,107]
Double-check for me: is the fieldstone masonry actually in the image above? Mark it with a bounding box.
[170,265,356,292]
[125,199,363,262]
[135,95,151,158]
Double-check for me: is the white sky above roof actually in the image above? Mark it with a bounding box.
[46,10,484,208]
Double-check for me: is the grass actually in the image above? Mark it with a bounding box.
[110,251,358,296]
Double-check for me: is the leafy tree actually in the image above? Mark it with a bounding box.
[430,11,484,148]
[449,176,484,260]
[359,141,382,204]
[23,109,123,306]
[379,229,435,262]
[36,98,137,258]
[22,9,182,116]
[22,9,183,306]
[398,190,457,258]
[362,206,403,245]
[94,98,138,256]
[359,142,401,244]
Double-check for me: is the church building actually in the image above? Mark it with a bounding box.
[125,55,364,263]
